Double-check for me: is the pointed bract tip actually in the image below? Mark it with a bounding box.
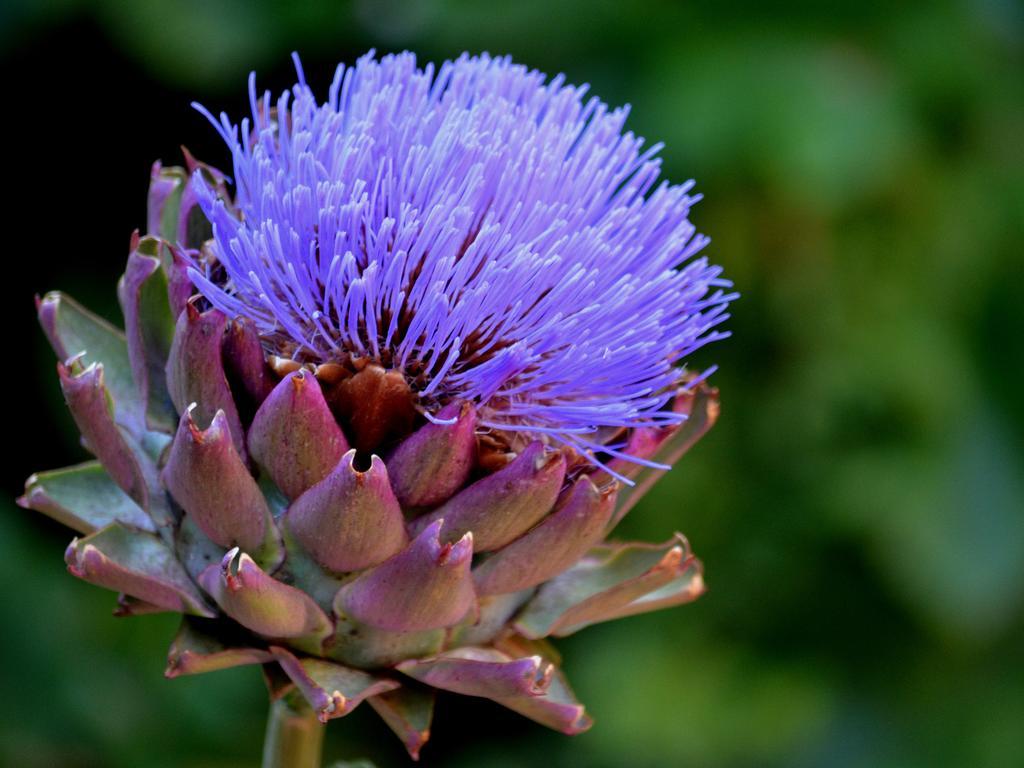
[63,538,81,571]
[184,299,202,322]
[534,445,564,472]
[526,655,555,695]
[290,368,309,391]
[441,532,473,567]
[220,547,242,589]
[180,145,199,172]
[419,519,473,567]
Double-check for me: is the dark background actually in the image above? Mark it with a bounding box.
[2,1,1022,766]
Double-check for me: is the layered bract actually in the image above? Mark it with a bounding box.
[21,53,728,760]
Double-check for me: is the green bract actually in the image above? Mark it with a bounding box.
[21,156,717,759]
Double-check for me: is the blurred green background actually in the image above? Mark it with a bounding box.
[2,0,1022,766]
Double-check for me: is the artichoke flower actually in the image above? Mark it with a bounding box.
[20,52,734,763]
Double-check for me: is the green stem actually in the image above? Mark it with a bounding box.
[262,697,325,768]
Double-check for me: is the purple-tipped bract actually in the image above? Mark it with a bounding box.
[21,50,732,760]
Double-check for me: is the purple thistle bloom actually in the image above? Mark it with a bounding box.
[25,49,732,756]
[191,51,735,472]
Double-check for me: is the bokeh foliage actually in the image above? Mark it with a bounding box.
[2,0,1022,766]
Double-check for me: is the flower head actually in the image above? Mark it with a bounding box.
[192,51,734,470]
[23,51,731,757]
